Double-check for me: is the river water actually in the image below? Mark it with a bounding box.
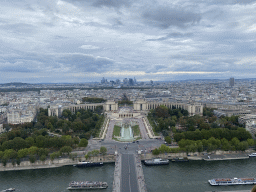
[0,158,256,192]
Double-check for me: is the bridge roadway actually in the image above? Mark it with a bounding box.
[112,151,147,192]
[121,153,138,192]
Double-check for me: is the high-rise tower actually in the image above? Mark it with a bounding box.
[229,77,234,87]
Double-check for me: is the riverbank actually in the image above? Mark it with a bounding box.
[0,155,116,172]
[205,191,251,192]
[1,150,255,172]
[141,149,255,161]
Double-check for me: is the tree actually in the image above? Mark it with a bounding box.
[73,137,80,145]
[25,137,34,147]
[62,123,70,134]
[174,133,185,142]
[12,137,27,151]
[237,141,248,151]
[247,139,255,147]
[158,144,170,153]
[62,109,72,119]
[47,122,54,130]
[37,148,49,157]
[50,152,57,162]
[197,142,203,153]
[199,123,210,130]
[100,147,107,155]
[12,159,16,167]
[28,146,38,155]
[78,138,88,147]
[221,138,231,151]
[34,122,43,129]
[4,149,17,160]
[60,146,72,155]
[178,139,187,148]
[91,150,99,156]
[35,135,46,148]
[84,154,89,160]
[29,155,36,164]
[40,155,46,163]
[17,148,29,159]
[16,158,21,165]
[165,136,172,144]
[207,143,216,152]
[230,137,240,150]
[152,148,160,156]
[155,105,169,119]
[1,157,7,167]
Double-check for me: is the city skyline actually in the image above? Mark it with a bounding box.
[1,0,256,83]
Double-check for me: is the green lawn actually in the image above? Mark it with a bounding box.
[132,125,140,136]
[113,125,121,137]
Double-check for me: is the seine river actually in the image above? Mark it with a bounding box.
[1,158,256,192]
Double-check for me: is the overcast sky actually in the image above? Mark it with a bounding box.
[1,0,256,83]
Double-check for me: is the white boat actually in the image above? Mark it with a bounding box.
[67,181,108,190]
[144,158,169,166]
[249,153,256,157]
[208,177,256,186]
[1,188,15,192]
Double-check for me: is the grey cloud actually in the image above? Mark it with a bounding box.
[53,35,69,40]
[112,18,124,26]
[142,5,201,29]
[0,52,116,74]
[92,0,133,8]
[0,65,35,73]
[63,0,133,9]
[208,0,256,5]
[1,23,36,35]
[0,60,42,73]
[54,53,115,73]
[146,32,193,41]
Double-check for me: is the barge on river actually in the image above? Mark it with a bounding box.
[73,161,103,167]
[172,157,189,162]
[208,177,256,186]
[144,158,169,166]
[67,181,108,190]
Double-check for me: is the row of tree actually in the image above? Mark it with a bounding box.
[178,137,255,153]
[0,138,88,167]
[0,145,72,167]
[82,97,106,103]
[0,135,85,151]
[84,147,107,159]
[174,128,252,142]
[153,137,256,156]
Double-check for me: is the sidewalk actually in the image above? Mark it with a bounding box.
[112,154,121,192]
[135,154,147,192]
[0,155,116,172]
[0,158,78,172]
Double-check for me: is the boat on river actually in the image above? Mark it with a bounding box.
[67,181,108,190]
[1,188,15,192]
[249,153,256,157]
[144,158,169,166]
[74,161,103,167]
[208,177,256,186]
[172,157,189,162]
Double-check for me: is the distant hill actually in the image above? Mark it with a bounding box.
[1,82,29,86]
